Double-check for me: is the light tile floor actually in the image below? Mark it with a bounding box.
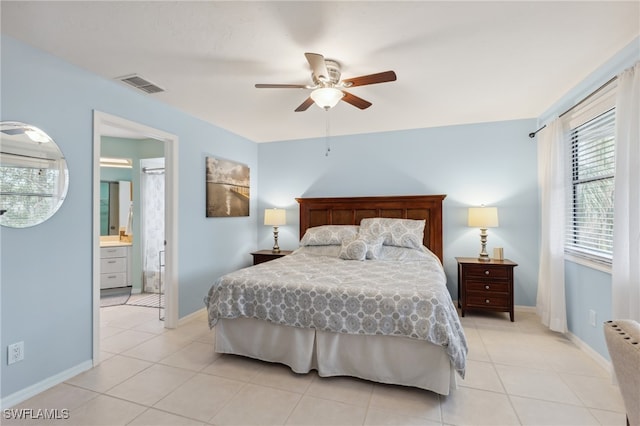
[6,306,626,425]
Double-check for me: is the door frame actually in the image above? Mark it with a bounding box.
[92,111,179,366]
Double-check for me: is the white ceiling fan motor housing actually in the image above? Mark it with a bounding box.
[312,59,342,87]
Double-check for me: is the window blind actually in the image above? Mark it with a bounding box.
[565,108,615,263]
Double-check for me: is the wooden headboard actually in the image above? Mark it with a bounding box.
[296,195,446,262]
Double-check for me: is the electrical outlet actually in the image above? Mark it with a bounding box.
[8,341,24,364]
[589,310,597,327]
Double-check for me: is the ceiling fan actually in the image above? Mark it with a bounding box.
[255,52,397,112]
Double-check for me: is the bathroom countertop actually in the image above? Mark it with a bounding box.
[100,238,132,247]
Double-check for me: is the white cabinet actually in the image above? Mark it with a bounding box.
[100,245,131,289]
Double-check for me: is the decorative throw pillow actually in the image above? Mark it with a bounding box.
[359,218,425,249]
[300,225,360,246]
[356,231,386,259]
[338,237,367,261]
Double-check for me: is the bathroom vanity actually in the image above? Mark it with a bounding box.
[100,240,132,289]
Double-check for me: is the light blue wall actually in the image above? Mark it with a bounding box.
[538,37,639,361]
[565,261,612,358]
[257,119,540,303]
[0,36,258,399]
[100,136,165,293]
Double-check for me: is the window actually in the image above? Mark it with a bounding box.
[565,108,615,264]
[0,121,68,228]
[0,163,65,228]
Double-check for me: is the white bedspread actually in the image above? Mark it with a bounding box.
[205,248,467,377]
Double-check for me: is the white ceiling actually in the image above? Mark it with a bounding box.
[2,1,638,143]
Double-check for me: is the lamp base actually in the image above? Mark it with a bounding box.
[272,226,280,253]
[477,228,490,261]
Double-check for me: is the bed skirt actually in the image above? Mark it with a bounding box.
[215,317,456,395]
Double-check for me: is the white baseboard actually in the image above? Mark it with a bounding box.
[515,305,536,313]
[566,331,613,376]
[512,306,612,375]
[0,360,92,410]
[178,307,206,326]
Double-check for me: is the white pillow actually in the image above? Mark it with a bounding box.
[338,237,367,261]
[295,245,341,257]
[300,225,360,246]
[377,245,432,261]
[359,218,425,249]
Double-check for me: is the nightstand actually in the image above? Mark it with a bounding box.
[251,249,293,265]
[456,257,518,321]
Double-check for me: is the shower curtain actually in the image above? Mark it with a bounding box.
[142,170,165,294]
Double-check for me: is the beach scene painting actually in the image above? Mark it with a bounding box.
[205,156,250,217]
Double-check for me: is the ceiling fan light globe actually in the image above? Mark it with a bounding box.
[310,87,344,110]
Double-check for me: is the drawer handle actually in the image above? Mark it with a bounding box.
[485,285,490,290]
[107,275,117,279]
[107,260,116,264]
[484,270,490,275]
[485,299,490,304]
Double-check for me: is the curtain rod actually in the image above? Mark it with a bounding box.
[528,75,617,139]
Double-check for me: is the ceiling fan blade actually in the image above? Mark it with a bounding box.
[305,52,329,82]
[342,71,397,87]
[295,97,315,112]
[341,91,372,110]
[255,83,308,89]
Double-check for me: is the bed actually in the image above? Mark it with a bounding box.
[204,195,467,395]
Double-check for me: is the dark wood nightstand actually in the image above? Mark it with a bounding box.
[456,257,518,321]
[251,250,293,265]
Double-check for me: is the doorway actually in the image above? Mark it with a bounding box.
[92,111,179,366]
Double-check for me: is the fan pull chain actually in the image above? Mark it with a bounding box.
[325,109,331,157]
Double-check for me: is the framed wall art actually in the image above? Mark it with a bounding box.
[205,156,250,217]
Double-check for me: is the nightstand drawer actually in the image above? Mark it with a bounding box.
[467,294,510,308]
[466,280,510,293]
[464,264,511,279]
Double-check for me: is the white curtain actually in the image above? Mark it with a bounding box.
[142,171,165,294]
[612,62,640,321]
[536,118,568,332]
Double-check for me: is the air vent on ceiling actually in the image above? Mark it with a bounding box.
[117,74,164,94]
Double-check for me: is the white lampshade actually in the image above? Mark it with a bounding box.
[264,208,286,226]
[468,207,499,228]
[310,87,344,109]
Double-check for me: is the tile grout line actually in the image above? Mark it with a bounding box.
[11,308,625,425]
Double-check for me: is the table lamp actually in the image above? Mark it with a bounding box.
[264,208,286,253]
[468,206,499,261]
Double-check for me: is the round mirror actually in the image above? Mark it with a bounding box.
[0,121,69,228]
